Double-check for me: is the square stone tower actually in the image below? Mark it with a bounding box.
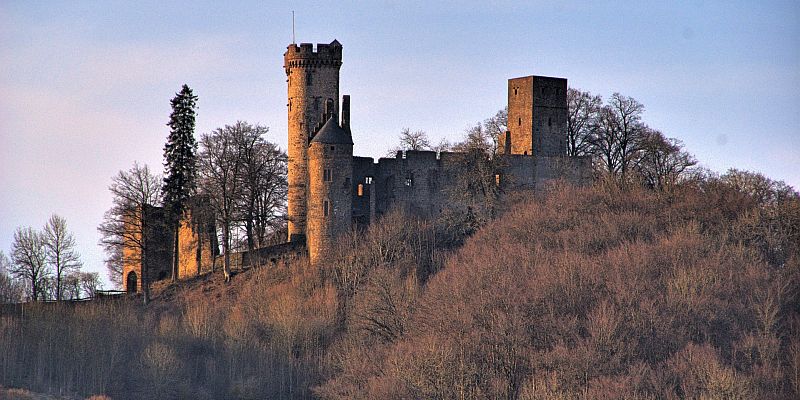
[503,75,568,156]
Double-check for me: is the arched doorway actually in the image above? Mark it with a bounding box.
[126,271,138,293]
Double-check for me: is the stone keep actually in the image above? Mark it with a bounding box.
[284,40,342,242]
[503,75,568,156]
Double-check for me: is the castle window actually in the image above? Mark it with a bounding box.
[306,72,313,85]
[323,169,332,182]
[514,87,518,96]
[495,174,501,186]
[326,98,334,116]
[548,117,552,127]
[357,184,364,197]
[518,117,522,126]
[365,176,373,185]
[323,200,330,217]
[405,174,413,187]
[330,146,335,151]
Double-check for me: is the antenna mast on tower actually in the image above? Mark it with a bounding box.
[291,11,296,44]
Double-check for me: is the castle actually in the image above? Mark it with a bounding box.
[121,39,590,292]
[284,40,590,264]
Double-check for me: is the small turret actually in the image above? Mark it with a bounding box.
[306,113,353,264]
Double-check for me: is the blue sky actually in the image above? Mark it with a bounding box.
[1,1,798,287]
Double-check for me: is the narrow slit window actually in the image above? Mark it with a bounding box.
[323,200,329,217]
[357,183,364,197]
[495,174,501,185]
[518,117,522,126]
[365,176,373,185]
[323,169,332,182]
[405,175,413,187]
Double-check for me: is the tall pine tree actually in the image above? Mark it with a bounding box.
[163,84,198,282]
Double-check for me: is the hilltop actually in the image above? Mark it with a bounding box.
[2,178,799,399]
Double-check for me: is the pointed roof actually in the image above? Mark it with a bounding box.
[311,116,353,145]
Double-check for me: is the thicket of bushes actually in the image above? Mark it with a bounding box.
[1,176,798,399]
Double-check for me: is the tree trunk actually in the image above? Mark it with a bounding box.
[245,217,256,267]
[55,251,61,301]
[171,220,179,283]
[196,222,203,276]
[141,208,149,305]
[141,254,149,305]
[222,222,231,283]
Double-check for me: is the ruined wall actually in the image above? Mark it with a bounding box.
[284,41,342,242]
[307,140,353,264]
[121,206,171,293]
[176,208,218,279]
[373,150,450,217]
[352,156,377,228]
[350,151,591,227]
[121,203,217,292]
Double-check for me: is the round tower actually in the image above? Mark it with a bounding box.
[306,115,353,264]
[284,40,342,242]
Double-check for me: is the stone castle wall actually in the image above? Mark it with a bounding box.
[349,151,592,226]
[283,40,591,264]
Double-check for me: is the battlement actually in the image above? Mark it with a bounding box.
[284,40,343,70]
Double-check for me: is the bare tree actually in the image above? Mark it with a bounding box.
[234,122,288,257]
[10,227,50,301]
[483,107,508,153]
[387,128,432,156]
[399,128,431,151]
[720,169,798,206]
[634,129,697,190]
[98,162,163,303]
[198,123,246,282]
[42,214,82,301]
[0,251,24,303]
[567,88,602,157]
[590,93,646,180]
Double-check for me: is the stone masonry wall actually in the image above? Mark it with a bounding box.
[307,141,353,264]
[504,75,568,157]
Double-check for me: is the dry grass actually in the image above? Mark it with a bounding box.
[2,180,798,399]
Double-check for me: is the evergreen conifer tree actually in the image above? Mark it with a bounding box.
[163,84,198,282]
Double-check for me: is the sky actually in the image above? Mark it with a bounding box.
[1,1,798,288]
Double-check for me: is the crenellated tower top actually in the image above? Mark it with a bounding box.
[284,40,343,73]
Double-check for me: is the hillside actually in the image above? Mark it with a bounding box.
[1,180,799,399]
